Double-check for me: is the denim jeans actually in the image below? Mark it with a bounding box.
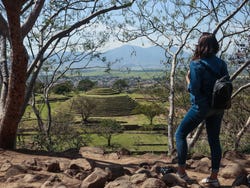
[175,104,224,173]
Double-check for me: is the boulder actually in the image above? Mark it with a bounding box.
[141,178,167,188]
[194,157,210,174]
[5,165,27,179]
[80,167,108,188]
[220,163,247,178]
[161,173,187,187]
[105,164,125,181]
[105,176,135,188]
[44,159,61,172]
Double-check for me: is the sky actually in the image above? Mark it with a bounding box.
[19,0,249,59]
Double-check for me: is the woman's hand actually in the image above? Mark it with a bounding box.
[186,70,190,85]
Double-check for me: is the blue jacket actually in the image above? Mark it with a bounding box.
[188,55,229,107]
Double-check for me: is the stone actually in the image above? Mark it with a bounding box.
[191,153,205,160]
[0,161,12,172]
[69,158,92,171]
[161,173,187,187]
[23,174,43,183]
[135,168,152,177]
[5,165,27,179]
[22,158,42,171]
[220,163,247,178]
[232,174,249,186]
[141,178,167,188]
[44,160,61,172]
[41,175,62,188]
[130,173,147,184]
[194,157,210,174]
[105,164,125,181]
[80,167,108,188]
[105,178,135,188]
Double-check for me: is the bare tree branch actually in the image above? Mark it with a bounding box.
[235,116,250,150]
[27,1,135,76]
[230,60,250,81]
[0,13,9,38]
[21,0,35,14]
[231,83,250,99]
[213,0,249,35]
[21,0,46,38]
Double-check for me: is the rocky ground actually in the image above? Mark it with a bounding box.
[0,147,249,188]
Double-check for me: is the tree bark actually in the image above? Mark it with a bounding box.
[0,35,8,114]
[0,1,28,149]
[188,122,205,150]
[234,116,250,151]
[167,56,177,154]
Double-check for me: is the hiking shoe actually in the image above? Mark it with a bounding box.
[200,177,220,187]
[176,172,192,182]
[159,166,175,175]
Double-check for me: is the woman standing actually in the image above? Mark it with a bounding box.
[175,33,229,187]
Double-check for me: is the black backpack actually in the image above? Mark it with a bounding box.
[200,61,233,109]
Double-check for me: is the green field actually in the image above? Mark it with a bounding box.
[89,133,168,153]
[18,87,169,153]
[68,69,166,79]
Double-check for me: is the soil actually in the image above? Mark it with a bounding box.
[0,148,249,188]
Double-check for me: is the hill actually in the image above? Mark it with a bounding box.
[48,45,190,71]
[101,45,167,70]
[85,88,138,117]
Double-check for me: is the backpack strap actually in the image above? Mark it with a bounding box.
[199,60,221,79]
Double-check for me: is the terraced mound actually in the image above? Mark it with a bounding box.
[88,95,138,116]
[86,88,120,95]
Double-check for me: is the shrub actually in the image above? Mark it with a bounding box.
[77,79,96,92]
[52,81,73,94]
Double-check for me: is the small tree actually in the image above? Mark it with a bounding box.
[33,104,74,151]
[52,81,74,95]
[133,103,165,125]
[77,79,96,92]
[112,79,129,93]
[52,108,90,151]
[97,119,123,147]
[70,96,96,123]
[33,81,44,94]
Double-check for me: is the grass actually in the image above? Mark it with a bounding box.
[19,88,169,153]
[89,133,168,153]
[67,69,166,79]
[106,114,167,126]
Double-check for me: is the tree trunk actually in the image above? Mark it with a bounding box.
[0,1,28,149]
[0,35,8,114]
[234,116,250,151]
[187,122,205,150]
[30,92,45,132]
[167,56,177,154]
[150,117,153,125]
[108,136,111,147]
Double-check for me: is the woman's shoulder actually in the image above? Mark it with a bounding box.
[190,59,204,68]
[212,56,226,63]
[190,60,205,73]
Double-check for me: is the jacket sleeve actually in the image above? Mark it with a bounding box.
[188,61,203,96]
[221,61,229,77]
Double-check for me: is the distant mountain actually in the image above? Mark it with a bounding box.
[98,45,190,70]
[48,45,190,70]
[101,45,167,70]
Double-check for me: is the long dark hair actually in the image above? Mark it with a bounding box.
[192,32,219,60]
